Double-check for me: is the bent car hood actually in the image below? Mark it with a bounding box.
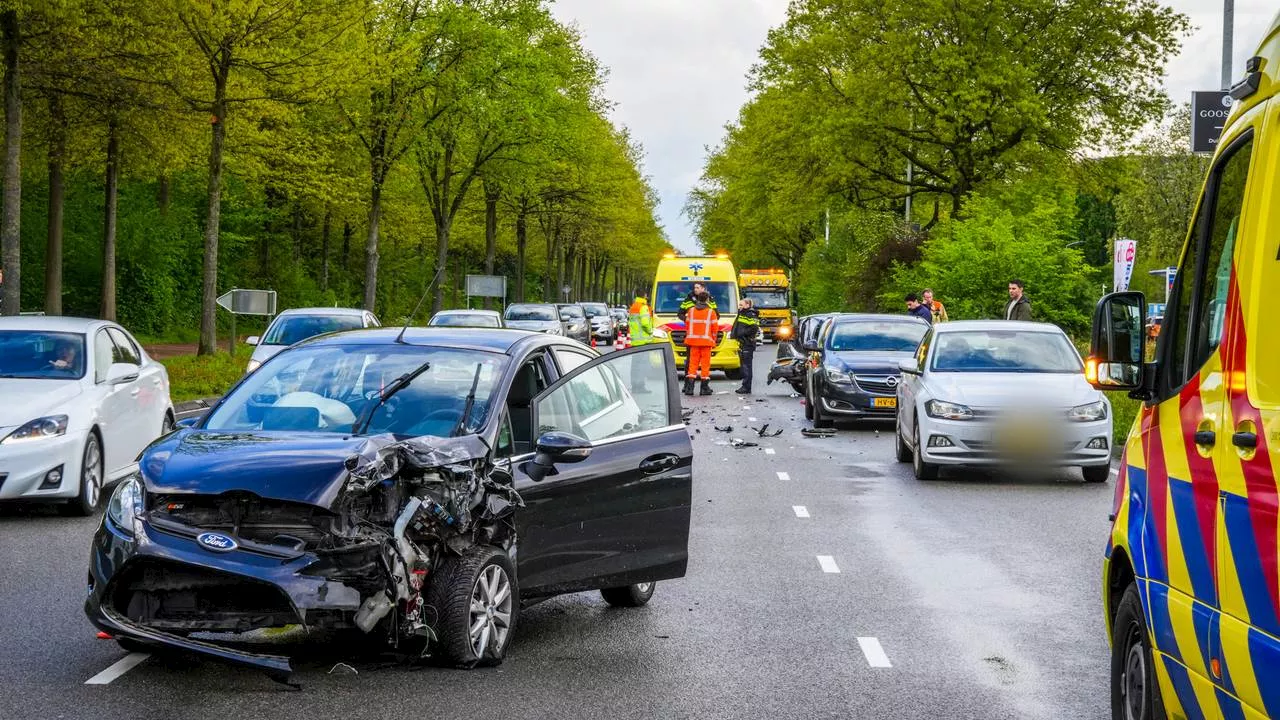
[0,379,83,427]
[925,372,1100,409]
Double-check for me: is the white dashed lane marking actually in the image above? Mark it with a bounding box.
[777,471,790,481]
[793,505,810,518]
[817,555,840,573]
[857,637,893,668]
[765,448,776,455]
[85,653,150,685]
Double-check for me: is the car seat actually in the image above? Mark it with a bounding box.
[508,363,540,454]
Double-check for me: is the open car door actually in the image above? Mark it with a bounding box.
[512,344,692,598]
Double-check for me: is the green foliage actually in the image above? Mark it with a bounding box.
[885,187,1100,337]
[161,352,246,403]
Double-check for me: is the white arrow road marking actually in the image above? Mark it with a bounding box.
[817,555,840,573]
[86,653,150,685]
[765,448,776,455]
[857,637,892,668]
[793,505,810,518]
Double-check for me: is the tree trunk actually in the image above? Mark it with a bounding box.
[482,180,498,309]
[320,206,330,292]
[291,202,303,260]
[198,61,229,356]
[100,115,120,321]
[342,220,352,268]
[430,215,451,314]
[157,174,170,215]
[45,91,65,315]
[364,182,381,311]
[1,10,21,316]
[514,206,527,302]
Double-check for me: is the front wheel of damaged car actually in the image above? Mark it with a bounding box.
[601,582,655,608]
[428,545,518,668]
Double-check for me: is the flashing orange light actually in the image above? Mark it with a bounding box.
[662,252,676,259]
[715,252,730,259]
[1085,357,1099,384]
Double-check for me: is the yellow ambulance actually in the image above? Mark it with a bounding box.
[1086,16,1280,719]
[650,253,742,379]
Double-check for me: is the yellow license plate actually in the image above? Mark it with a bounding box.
[872,397,896,408]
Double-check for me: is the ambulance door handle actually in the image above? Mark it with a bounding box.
[1232,432,1258,450]
[1194,430,1216,448]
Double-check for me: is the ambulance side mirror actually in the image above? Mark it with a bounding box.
[1087,292,1147,394]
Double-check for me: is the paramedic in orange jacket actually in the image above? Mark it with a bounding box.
[682,289,718,396]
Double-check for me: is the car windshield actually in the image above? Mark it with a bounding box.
[743,289,789,309]
[262,314,364,346]
[653,281,737,314]
[932,331,1084,373]
[581,304,608,317]
[610,309,628,321]
[505,305,556,321]
[559,306,585,320]
[827,321,926,352]
[204,345,508,437]
[0,330,87,380]
[431,313,500,328]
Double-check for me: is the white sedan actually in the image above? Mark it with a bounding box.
[895,320,1112,482]
[0,317,175,514]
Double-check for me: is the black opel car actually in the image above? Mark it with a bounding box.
[804,314,929,427]
[85,328,692,676]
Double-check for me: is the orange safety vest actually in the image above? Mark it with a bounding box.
[685,305,718,346]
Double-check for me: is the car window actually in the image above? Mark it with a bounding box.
[553,348,592,374]
[535,347,673,442]
[0,330,87,380]
[106,328,142,365]
[261,314,364,346]
[505,305,557,321]
[931,331,1082,373]
[653,282,737,314]
[93,329,115,383]
[915,329,933,367]
[827,321,926,352]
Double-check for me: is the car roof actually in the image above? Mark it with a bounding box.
[828,313,927,324]
[0,315,115,332]
[298,327,551,354]
[932,320,1064,333]
[275,307,368,318]
[434,309,500,316]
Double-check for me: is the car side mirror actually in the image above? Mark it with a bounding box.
[802,340,820,353]
[245,336,260,346]
[525,431,592,482]
[898,359,920,375]
[1087,291,1147,393]
[105,363,140,385]
[175,417,198,429]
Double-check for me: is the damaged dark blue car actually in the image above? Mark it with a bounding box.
[84,329,692,677]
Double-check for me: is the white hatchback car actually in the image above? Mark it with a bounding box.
[0,317,175,514]
[245,307,379,374]
[895,320,1112,482]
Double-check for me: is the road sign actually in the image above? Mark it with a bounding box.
[465,275,506,299]
[216,288,276,316]
[1113,239,1137,292]
[1192,91,1233,153]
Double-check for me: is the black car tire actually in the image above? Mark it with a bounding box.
[803,379,814,420]
[66,432,104,517]
[912,422,939,480]
[895,418,912,463]
[1111,583,1164,720]
[1084,464,1111,483]
[724,367,743,381]
[601,581,656,608]
[427,545,518,668]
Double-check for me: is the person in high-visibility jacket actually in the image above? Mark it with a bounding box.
[627,296,655,345]
[682,290,718,396]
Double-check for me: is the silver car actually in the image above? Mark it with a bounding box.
[581,302,615,342]
[428,309,504,328]
[555,304,591,344]
[503,303,563,335]
[245,308,379,374]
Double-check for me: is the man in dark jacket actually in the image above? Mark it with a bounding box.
[730,298,761,394]
[905,293,934,323]
[1005,279,1032,321]
[678,282,717,321]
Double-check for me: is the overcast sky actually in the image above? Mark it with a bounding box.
[550,1,1277,253]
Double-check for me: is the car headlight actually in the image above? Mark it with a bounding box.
[246,359,262,374]
[106,475,144,535]
[1,415,69,444]
[777,326,793,338]
[826,368,852,384]
[926,400,974,421]
[1069,400,1108,422]
[652,327,669,340]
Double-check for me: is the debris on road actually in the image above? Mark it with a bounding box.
[801,427,836,437]
[751,424,783,438]
[730,439,759,449]
[713,425,733,432]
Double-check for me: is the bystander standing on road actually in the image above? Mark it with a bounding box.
[1004,280,1033,321]
[627,296,656,391]
[730,298,760,394]
[905,293,933,323]
[922,289,948,323]
[682,289,717,396]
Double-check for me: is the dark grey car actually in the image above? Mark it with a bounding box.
[555,304,591,344]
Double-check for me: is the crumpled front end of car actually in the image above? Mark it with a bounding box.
[84,432,522,677]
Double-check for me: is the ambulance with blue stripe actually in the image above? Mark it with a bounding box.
[1087,14,1280,719]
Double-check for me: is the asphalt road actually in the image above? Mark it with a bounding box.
[0,348,1114,719]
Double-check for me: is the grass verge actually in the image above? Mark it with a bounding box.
[161,352,246,403]
[1108,391,1143,448]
